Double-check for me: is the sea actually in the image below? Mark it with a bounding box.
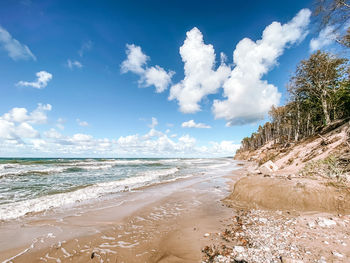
[0,158,234,221]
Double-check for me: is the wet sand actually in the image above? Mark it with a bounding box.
[0,165,239,263]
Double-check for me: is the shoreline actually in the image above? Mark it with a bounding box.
[0,161,240,262]
[4,160,349,262]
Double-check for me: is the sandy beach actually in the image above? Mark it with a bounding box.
[0,161,239,263]
[2,158,350,263]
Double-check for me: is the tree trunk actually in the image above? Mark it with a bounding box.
[295,102,300,141]
[321,90,331,126]
[306,112,310,137]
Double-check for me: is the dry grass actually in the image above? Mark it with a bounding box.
[258,152,278,166]
[301,155,348,185]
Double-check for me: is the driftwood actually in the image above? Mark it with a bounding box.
[317,133,329,145]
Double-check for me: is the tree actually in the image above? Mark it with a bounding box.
[291,51,348,126]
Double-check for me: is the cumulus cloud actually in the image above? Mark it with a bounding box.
[35,127,233,157]
[121,44,148,74]
[165,9,310,125]
[310,25,338,51]
[67,59,83,69]
[169,27,231,113]
[0,105,240,157]
[3,103,52,124]
[17,71,53,89]
[213,8,311,126]
[76,119,89,127]
[143,66,174,93]
[0,104,51,143]
[121,44,174,93]
[117,130,196,156]
[0,25,36,61]
[209,140,241,155]
[181,120,211,129]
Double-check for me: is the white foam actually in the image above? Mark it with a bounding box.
[0,166,67,178]
[0,167,179,221]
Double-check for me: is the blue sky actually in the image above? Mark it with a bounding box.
[0,0,336,157]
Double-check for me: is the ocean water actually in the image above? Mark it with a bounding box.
[0,158,233,221]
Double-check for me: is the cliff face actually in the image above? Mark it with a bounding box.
[235,121,350,176]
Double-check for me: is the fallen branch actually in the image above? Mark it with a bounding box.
[317,134,327,141]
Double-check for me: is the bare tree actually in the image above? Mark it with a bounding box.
[314,0,350,46]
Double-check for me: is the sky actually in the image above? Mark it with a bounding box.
[0,0,339,157]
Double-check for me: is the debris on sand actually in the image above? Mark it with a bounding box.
[202,209,350,262]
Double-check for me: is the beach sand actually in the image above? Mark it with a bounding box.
[203,162,350,262]
[3,160,349,263]
[0,165,240,263]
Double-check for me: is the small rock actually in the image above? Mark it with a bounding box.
[259,160,278,174]
[318,218,336,227]
[307,221,316,228]
[204,233,210,237]
[332,251,343,258]
[234,245,245,253]
[259,218,268,224]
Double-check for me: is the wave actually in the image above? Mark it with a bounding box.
[0,163,116,178]
[0,167,67,178]
[0,167,179,221]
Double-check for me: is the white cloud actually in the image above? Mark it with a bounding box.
[76,119,89,127]
[169,27,231,113]
[121,44,148,74]
[17,71,53,89]
[44,128,63,139]
[0,104,51,142]
[67,59,83,69]
[181,120,211,129]
[148,117,158,129]
[16,122,39,138]
[213,8,311,125]
[78,40,93,57]
[143,66,175,93]
[0,25,36,61]
[28,103,52,124]
[121,44,174,93]
[3,103,51,124]
[0,104,239,157]
[209,140,240,155]
[115,128,239,157]
[164,9,311,125]
[310,25,338,51]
